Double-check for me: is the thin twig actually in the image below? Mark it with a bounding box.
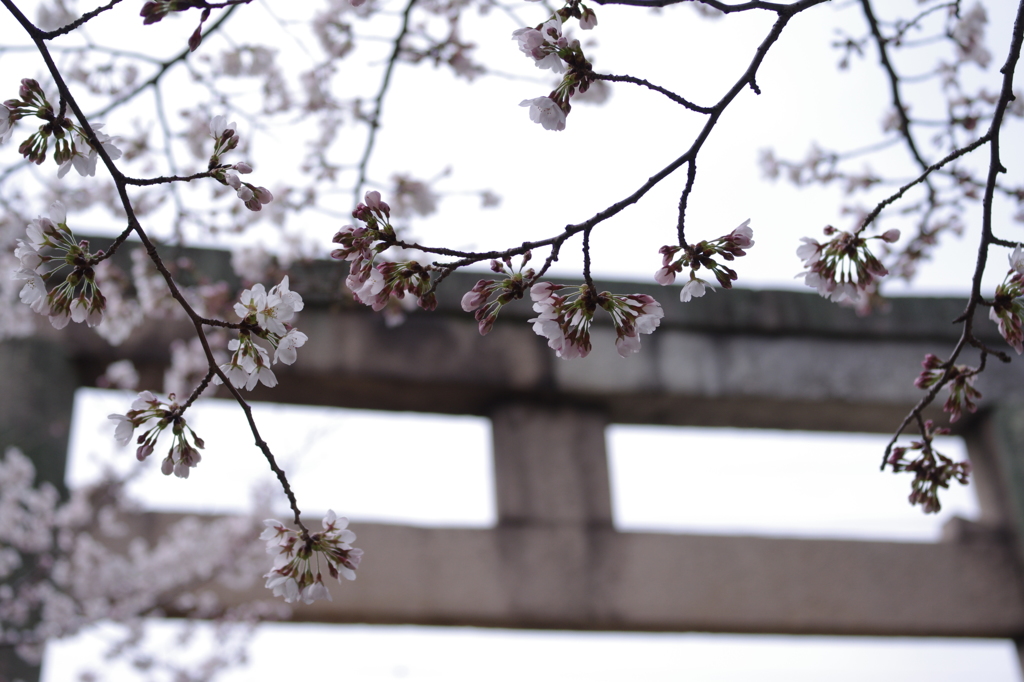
[353,0,418,205]
[595,73,713,114]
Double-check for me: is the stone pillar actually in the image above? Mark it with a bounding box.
[963,404,1024,677]
[489,402,613,527]
[0,338,77,493]
[0,338,80,682]
[964,404,1024,559]
[487,403,617,624]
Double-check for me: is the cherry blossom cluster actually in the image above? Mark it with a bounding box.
[215,277,308,390]
[261,510,363,604]
[208,115,274,212]
[988,245,1024,354]
[530,281,664,358]
[886,420,971,514]
[12,201,108,329]
[913,353,981,423]
[332,191,438,312]
[461,254,536,335]
[349,260,437,313]
[656,220,754,302]
[1,78,122,176]
[514,2,598,131]
[0,446,272,670]
[108,391,207,479]
[796,226,899,305]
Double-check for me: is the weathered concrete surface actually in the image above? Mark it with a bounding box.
[145,519,1023,638]
[0,339,78,494]
[39,246,1024,434]
[491,403,613,526]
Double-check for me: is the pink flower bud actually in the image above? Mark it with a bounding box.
[530,281,560,302]
[579,7,597,29]
[654,266,676,286]
[881,229,901,243]
[461,286,490,312]
[188,25,203,52]
[137,443,154,461]
[254,187,273,204]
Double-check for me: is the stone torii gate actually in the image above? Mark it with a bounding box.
[6,247,1024,680]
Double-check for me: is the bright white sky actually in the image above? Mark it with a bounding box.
[10,0,1024,679]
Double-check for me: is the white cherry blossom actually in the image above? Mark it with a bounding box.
[274,329,308,365]
[1010,245,1024,275]
[520,97,566,131]
[56,127,122,179]
[680,279,708,303]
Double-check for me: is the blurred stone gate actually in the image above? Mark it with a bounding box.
[7,246,1024,680]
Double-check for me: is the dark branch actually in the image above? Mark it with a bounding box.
[39,0,125,39]
[595,73,713,113]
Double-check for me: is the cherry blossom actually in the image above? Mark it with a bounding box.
[512,16,566,73]
[913,354,982,422]
[210,114,239,151]
[216,337,279,390]
[887,420,971,514]
[55,126,122,179]
[348,266,388,309]
[261,510,363,604]
[795,226,891,306]
[1009,245,1024,275]
[333,191,416,315]
[680,278,708,303]
[579,7,598,30]
[520,97,566,131]
[107,391,206,477]
[12,268,47,314]
[391,174,439,218]
[0,445,266,671]
[602,293,664,357]
[528,282,664,359]
[13,201,109,329]
[658,220,754,301]
[347,260,435,312]
[460,255,535,335]
[274,329,308,365]
[952,2,991,68]
[224,277,308,376]
[235,276,303,336]
[0,101,16,144]
[988,251,1024,354]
